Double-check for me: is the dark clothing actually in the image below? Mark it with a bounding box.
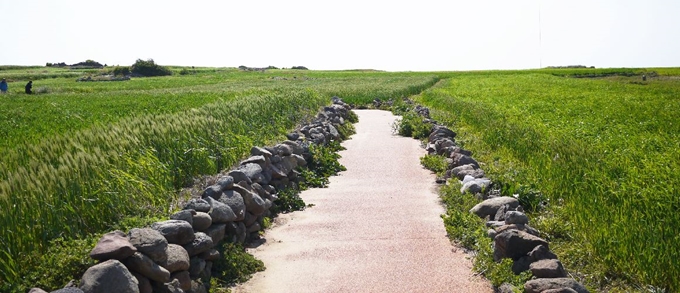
[25,82,32,94]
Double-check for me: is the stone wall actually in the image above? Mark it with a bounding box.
[413,104,590,293]
[29,98,353,293]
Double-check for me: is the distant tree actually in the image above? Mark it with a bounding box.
[238,65,248,70]
[112,66,131,76]
[291,66,308,70]
[130,59,172,77]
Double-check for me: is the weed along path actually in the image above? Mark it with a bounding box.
[234,110,492,293]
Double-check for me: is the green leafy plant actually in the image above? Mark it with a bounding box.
[420,154,449,177]
[130,59,172,77]
[211,242,265,286]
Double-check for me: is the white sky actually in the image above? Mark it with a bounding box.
[1,0,678,71]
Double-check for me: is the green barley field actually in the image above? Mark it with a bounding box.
[0,65,678,292]
[416,71,680,292]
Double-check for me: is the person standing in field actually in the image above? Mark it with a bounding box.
[0,78,7,94]
[25,80,32,94]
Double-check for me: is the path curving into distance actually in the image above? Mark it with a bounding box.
[234,110,492,293]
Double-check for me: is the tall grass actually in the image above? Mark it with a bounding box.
[0,68,441,289]
[0,91,326,286]
[418,73,680,291]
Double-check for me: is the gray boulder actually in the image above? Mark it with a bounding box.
[28,289,48,293]
[450,152,479,168]
[428,126,456,143]
[283,156,299,171]
[205,196,237,223]
[239,163,263,180]
[274,144,293,156]
[450,147,472,156]
[131,271,152,293]
[494,204,511,221]
[269,164,288,179]
[241,155,266,166]
[205,224,226,244]
[327,124,340,138]
[233,184,266,216]
[543,288,579,293]
[244,212,257,227]
[183,232,213,256]
[228,170,252,185]
[215,176,234,190]
[505,211,529,225]
[529,244,558,261]
[512,255,533,274]
[189,280,207,293]
[159,244,190,273]
[450,164,476,179]
[495,224,541,237]
[123,252,171,283]
[494,230,549,261]
[487,229,497,239]
[470,197,519,219]
[486,221,506,228]
[217,190,246,221]
[171,271,192,291]
[198,249,220,261]
[247,222,262,233]
[458,168,485,179]
[127,228,168,263]
[169,209,195,226]
[188,257,206,278]
[250,146,272,158]
[90,230,136,261]
[151,220,195,245]
[151,279,183,293]
[201,185,222,200]
[192,212,212,231]
[460,178,491,194]
[80,259,139,293]
[530,259,567,278]
[251,183,269,199]
[286,132,301,141]
[184,199,211,213]
[524,278,589,293]
[281,140,304,155]
[292,154,307,167]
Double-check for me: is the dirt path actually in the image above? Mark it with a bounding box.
[234,110,492,293]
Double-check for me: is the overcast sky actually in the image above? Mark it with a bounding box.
[1,0,678,71]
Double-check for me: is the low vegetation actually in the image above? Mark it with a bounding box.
[412,72,680,292]
[0,66,431,291]
[1,65,678,292]
[130,58,173,76]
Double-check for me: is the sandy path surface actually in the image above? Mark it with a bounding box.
[234,110,492,293]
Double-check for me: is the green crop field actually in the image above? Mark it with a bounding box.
[0,65,678,292]
[416,71,680,292]
[0,66,437,290]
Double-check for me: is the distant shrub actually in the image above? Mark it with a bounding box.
[291,66,308,70]
[130,59,172,77]
[70,60,104,69]
[112,66,131,76]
